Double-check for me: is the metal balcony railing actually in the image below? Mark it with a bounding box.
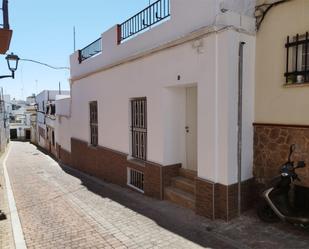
[118,0,170,43]
[78,37,102,63]
[0,0,9,29]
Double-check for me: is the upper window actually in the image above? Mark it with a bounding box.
[89,101,98,146]
[285,32,309,84]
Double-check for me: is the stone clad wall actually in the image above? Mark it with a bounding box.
[253,124,309,188]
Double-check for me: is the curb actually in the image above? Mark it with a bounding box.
[3,144,27,249]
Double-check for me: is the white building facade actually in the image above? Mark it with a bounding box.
[8,97,36,141]
[36,90,69,155]
[56,0,256,220]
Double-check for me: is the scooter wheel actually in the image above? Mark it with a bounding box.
[257,200,280,223]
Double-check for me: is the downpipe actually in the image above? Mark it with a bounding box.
[238,41,245,217]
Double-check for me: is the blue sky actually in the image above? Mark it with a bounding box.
[0,0,153,100]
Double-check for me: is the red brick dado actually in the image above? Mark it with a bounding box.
[195,178,215,219]
[70,138,178,200]
[196,177,255,221]
[57,143,72,167]
[144,162,161,199]
[253,123,309,188]
[71,138,127,187]
[58,137,256,221]
[161,164,181,199]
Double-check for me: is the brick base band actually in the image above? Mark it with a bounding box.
[253,123,309,187]
[70,138,181,199]
[57,143,72,167]
[54,138,255,221]
[196,178,255,221]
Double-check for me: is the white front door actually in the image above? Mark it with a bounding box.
[185,86,197,171]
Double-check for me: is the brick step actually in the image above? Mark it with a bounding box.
[179,168,197,181]
[171,176,195,195]
[164,186,195,210]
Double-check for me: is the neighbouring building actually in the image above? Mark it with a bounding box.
[36,90,69,156]
[254,0,309,190]
[0,90,9,151]
[8,97,36,141]
[0,0,13,156]
[55,0,257,221]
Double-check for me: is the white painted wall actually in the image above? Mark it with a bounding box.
[62,1,256,185]
[162,87,186,167]
[55,115,71,152]
[37,123,46,148]
[67,28,255,185]
[214,30,255,184]
[55,96,72,152]
[36,90,70,149]
[56,97,71,117]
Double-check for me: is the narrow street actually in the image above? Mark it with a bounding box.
[4,142,232,249]
[2,141,309,249]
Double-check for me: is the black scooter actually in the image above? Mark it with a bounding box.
[257,144,309,227]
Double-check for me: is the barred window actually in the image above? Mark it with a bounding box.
[131,98,147,161]
[89,101,98,146]
[285,32,309,84]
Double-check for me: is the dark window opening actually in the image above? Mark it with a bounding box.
[52,131,55,146]
[50,104,56,115]
[26,130,31,140]
[89,101,98,146]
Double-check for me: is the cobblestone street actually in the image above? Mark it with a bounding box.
[1,142,309,249]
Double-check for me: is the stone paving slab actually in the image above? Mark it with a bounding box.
[4,141,309,249]
[0,149,15,249]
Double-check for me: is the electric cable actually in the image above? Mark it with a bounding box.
[19,58,69,70]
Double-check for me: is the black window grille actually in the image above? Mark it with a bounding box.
[131,98,147,161]
[128,168,144,192]
[285,32,309,84]
[78,38,102,63]
[89,101,98,146]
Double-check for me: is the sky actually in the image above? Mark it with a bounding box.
[0,0,153,100]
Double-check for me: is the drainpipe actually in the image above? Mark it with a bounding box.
[237,41,245,217]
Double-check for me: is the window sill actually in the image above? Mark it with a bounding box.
[127,158,146,167]
[88,144,99,150]
[283,82,309,88]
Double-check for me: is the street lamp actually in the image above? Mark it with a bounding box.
[0,52,19,79]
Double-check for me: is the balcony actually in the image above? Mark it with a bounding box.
[117,0,170,44]
[71,0,256,79]
[79,0,170,63]
[0,0,12,54]
[78,37,102,63]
